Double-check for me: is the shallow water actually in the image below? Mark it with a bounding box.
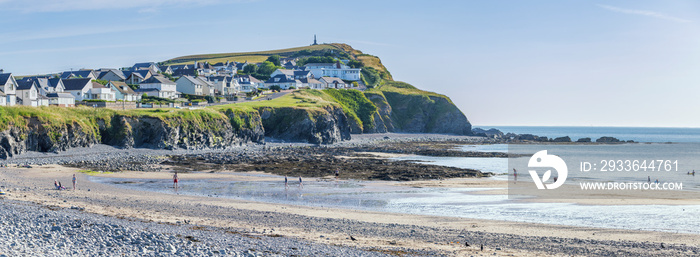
[90,173,700,234]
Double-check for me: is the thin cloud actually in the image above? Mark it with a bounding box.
[0,43,160,56]
[597,4,692,23]
[0,0,243,13]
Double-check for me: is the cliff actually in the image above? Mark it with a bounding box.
[0,107,264,159]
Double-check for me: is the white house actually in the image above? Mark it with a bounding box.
[139,76,178,99]
[47,93,75,107]
[320,77,349,89]
[305,61,361,81]
[176,76,210,96]
[265,74,301,90]
[0,91,6,106]
[107,81,139,101]
[236,75,264,92]
[97,69,126,81]
[0,73,18,106]
[47,78,66,93]
[89,82,116,101]
[123,70,152,85]
[16,80,40,106]
[300,78,324,89]
[208,76,239,96]
[62,78,93,101]
[132,62,161,73]
[270,69,312,80]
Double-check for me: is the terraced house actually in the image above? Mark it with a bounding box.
[0,72,18,106]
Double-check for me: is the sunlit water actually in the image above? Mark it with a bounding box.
[90,143,700,234]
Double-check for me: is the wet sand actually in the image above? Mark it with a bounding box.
[2,165,700,256]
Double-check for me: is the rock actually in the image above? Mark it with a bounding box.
[51,226,61,232]
[552,136,571,142]
[576,137,592,143]
[596,136,621,143]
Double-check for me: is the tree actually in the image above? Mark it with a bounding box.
[347,60,363,68]
[243,64,258,74]
[266,55,281,66]
[257,61,277,76]
[270,85,281,92]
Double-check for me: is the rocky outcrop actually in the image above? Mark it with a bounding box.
[364,92,393,133]
[257,106,351,144]
[0,110,266,159]
[381,92,471,135]
[0,119,100,159]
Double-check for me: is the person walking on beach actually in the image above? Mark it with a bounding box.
[284,175,289,189]
[72,174,77,190]
[335,169,340,179]
[173,172,179,191]
[513,168,518,182]
[648,176,651,183]
[299,176,303,188]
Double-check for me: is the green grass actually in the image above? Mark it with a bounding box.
[322,88,377,130]
[165,45,338,65]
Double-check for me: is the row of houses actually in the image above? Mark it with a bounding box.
[0,58,362,107]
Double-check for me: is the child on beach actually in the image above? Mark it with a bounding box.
[284,175,289,189]
[173,172,179,191]
[299,176,303,188]
[72,174,77,190]
[335,169,339,179]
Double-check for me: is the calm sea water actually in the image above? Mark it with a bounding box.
[475,126,700,143]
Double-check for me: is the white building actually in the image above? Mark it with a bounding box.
[304,61,361,81]
[47,93,75,107]
[0,73,18,106]
[176,76,208,96]
[60,78,93,101]
[16,80,40,106]
[139,76,178,99]
[89,82,116,101]
[236,75,264,92]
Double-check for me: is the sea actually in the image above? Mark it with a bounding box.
[477,125,700,143]
[91,126,700,234]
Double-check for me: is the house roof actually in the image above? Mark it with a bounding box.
[0,73,13,85]
[207,76,230,83]
[60,70,94,79]
[91,81,107,89]
[98,69,126,80]
[108,81,136,95]
[304,63,336,67]
[300,78,322,84]
[16,80,37,90]
[172,68,196,77]
[132,62,157,70]
[47,92,75,98]
[134,88,160,93]
[62,78,93,91]
[169,64,190,70]
[140,75,176,85]
[320,77,346,84]
[180,75,207,86]
[235,74,262,84]
[48,78,63,89]
[265,74,301,84]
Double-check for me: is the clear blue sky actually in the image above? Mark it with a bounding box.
[1,0,699,127]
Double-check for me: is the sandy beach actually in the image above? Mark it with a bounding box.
[2,163,700,256]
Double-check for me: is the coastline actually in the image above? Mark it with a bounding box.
[1,133,699,256]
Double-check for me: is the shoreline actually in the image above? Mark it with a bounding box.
[1,133,700,256]
[2,165,700,256]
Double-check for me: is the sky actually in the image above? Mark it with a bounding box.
[0,0,699,127]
